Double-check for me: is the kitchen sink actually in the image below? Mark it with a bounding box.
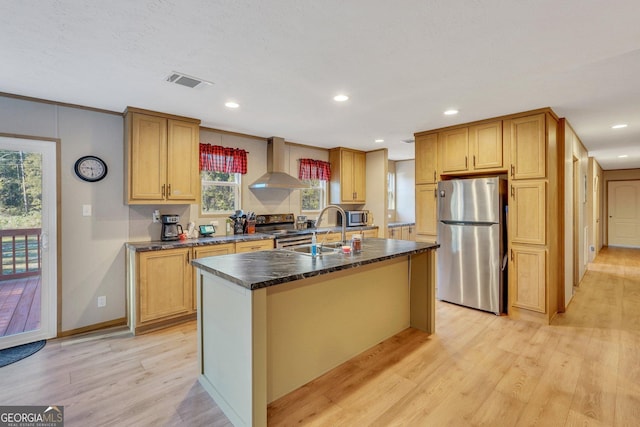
[286,244,341,256]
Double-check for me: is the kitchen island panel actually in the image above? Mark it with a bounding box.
[266,257,409,401]
[198,274,267,427]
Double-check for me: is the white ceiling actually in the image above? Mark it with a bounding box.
[2,0,639,169]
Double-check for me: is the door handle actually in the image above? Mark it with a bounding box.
[510,185,515,198]
[162,184,166,197]
[510,164,515,177]
[473,155,476,167]
[41,231,49,250]
[168,184,172,196]
[465,156,468,169]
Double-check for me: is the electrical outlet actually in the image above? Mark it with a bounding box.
[82,204,92,217]
[97,296,106,307]
[152,209,160,223]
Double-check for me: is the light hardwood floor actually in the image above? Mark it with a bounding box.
[0,247,638,426]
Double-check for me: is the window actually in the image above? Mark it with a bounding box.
[201,171,241,215]
[301,179,326,212]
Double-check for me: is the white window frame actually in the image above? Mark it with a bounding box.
[200,171,242,216]
[300,179,327,213]
[387,171,396,218]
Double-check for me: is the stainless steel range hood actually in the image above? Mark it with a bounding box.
[249,137,310,190]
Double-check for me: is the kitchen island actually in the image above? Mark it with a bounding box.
[191,238,437,427]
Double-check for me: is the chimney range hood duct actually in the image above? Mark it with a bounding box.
[249,137,310,190]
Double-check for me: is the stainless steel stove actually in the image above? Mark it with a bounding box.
[255,213,314,248]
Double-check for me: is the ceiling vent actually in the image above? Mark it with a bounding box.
[402,138,415,144]
[165,72,213,89]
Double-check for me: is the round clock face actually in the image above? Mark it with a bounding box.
[74,156,108,182]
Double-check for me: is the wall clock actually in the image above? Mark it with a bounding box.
[74,155,108,182]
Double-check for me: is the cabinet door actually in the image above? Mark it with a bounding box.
[510,246,546,313]
[401,226,414,241]
[470,121,503,171]
[508,114,546,179]
[138,248,191,324]
[439,128,469,173]
[352,151,366,202]
[339,150,356,202]
[362,228,378,239]
[416,184,438,238]
[510,180,546,245]
[415,133,438,184]
[130,113,167,201]
[167,119,199,202]
[235,239,274,253]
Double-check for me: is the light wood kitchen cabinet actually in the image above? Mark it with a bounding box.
[470,121,504,171]
[507,114,546,180]
[510,246,547,313]
[401,225,415,241]
[329,148,366,204]
[388,227,402,239]
[415,133,438,184]
[509,180,546,245]
[505,111,559,324]
[439,120,505,175]
[361,228,378,239]
[192,243,235,311]
[136,248,193,333]
[235,239,274,253]
[439,128,469,174]
[125,107,201,204]
[415,184,438,242]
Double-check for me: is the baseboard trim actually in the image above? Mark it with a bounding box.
[58,317,127,338]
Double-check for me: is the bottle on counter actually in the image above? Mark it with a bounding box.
[311,232,317,257]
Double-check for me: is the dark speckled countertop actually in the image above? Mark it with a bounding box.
[125,233,275,252]
[388,222,415,228]
[125,225,378,252]
[191,238,438,290]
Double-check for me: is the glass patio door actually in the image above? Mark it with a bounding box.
[0,136,57,350]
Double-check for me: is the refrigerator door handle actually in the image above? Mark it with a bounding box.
[501,253,508,271]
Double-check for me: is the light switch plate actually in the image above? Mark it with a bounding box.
[82,204,92,217]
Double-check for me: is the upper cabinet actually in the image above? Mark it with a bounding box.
[439,120,505,175]
[415,133,438,184]
[329,147,366,204]
[125,107,201,204]
[506,114,546,180]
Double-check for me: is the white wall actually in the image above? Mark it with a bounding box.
[0,95,129,332]
[395,159,415,223]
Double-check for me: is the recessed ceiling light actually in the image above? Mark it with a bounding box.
[611,124,627,129]
[374,139,384,143]
[225,101,239,109]
[333,94,349,102]
[618,154,629,158]
[444,109,459,116]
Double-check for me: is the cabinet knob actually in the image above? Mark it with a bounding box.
[510,164,515,177]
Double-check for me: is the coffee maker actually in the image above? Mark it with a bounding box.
[161,214,183,241]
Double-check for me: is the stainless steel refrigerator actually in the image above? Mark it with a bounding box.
[437,177,507,315]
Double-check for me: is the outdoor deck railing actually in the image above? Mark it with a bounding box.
[0,228,41,280]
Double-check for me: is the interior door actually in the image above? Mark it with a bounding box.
[0,136,57,349]
[608,180,640,247]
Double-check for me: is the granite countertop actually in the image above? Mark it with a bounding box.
[125,225,378,252]
[191,238,438,290]
[125,233,275,252]
[388,222,416,228]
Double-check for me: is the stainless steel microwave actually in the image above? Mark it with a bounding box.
[338,210,369,227]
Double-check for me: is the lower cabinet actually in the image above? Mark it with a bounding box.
[388,227,402,239]
[130,239,274,334]
[401,225,415,241]
[136,248,193,333]
[509,245,547,314]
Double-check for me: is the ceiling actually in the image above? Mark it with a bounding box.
[2,1,639,169]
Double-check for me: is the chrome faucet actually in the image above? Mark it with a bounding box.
[315,204,347,245]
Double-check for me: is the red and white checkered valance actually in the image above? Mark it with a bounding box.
[199,143,247,174]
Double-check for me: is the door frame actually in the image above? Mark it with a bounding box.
[607,179,640,248]
[0,133,61,347]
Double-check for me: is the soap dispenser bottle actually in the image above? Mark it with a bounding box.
[311,232,317,257]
